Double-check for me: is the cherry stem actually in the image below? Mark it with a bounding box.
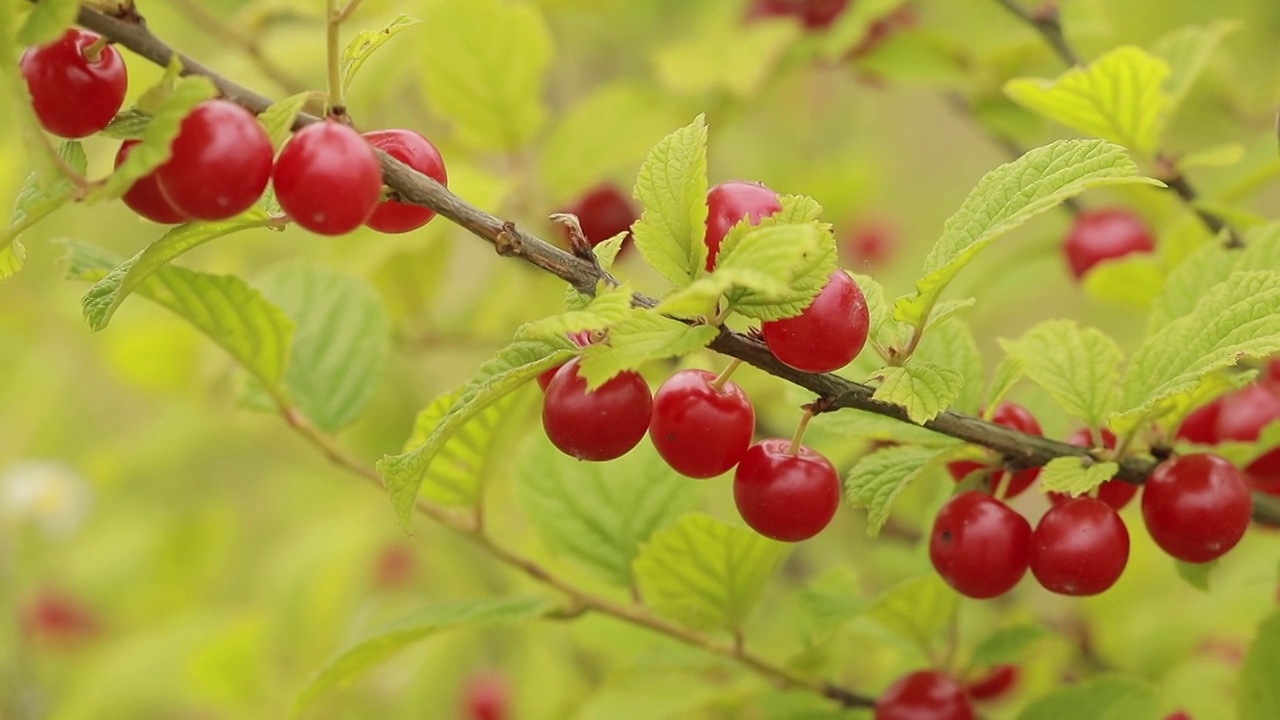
[82,35,109,63]
[788,409,813,455]
[991,465,1012,500]
[708,358,742,393]
[711,303,734,326]
[324,0,344,114]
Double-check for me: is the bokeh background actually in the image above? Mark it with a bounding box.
[3,0,1280,717]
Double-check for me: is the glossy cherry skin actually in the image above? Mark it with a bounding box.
[1062,208,1155,280]
[965,664,1018,702]
[875,670,975,720]
[1142,454,1252,563]
[542,358,652,462]
[733,439,840,542]
[1214,383,1280,442]
[1030,497,1129,596]
[947,403,1043,499]
[274,121,382,235]
[929,491,1031,599]
[1177,398,1223,445]
[362,128,446,233]
[20,29,127,139]
[114,140,187,224]
[1048,428,1138,510]
[649,369,755,479]
[761,270,870,373]
[560,183,637,251]
[745,0,849,30]
[462,671,508,720]
[156,100,273,220]
[704,181,780,271]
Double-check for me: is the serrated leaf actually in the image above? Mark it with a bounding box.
[1178,143,1244,170]
[872,362,964,424]
[1113,271,1280,433]
[846,445,947,535]
[1149,222,1280,332]
[1018,675,1160,720]
[631,116,709,286]
[341,14,420,93]
[893,139,1161,329]
[81,212,274,331]
[1004,46,1170,156]
[378,335,576,529]
[1152,21,1239,118]
[525,284,635,340]
[1001,320,1123,427]
[969,624,1050,668]
[862,575,957,655]
[418,0,550,152]
[63,241,292,394]
[517,436,698,586]
[2,140,85,280]
[291,596,556,718]
[632,513,789,633]
[851,272,891,346]
[99,108,151,140]
[578,314,717,390]
[810,410,958,447]
[716,223,823,298]
[402,390,527,507]
[17,0,77,46]
[1174,558,1214,592]
[564,237,626,310]
[1037,457,1119,497]
[257,92,310,150]
[984,354,1026,411]
[722,230,836,322]
[1239,612,1280,720]
[1081,253,1165,310]
[652,19,800,98]
[914,320,983,414]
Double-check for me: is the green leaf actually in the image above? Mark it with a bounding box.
[524,284,635,340]
[517,436,698,586]
[418,0,551,151]
[1113,271,1280,433]
[794,568,864,645]
[872,362,964,424]
[820,0,908,58]
[1018,675,1160,720]
[99,108,151,140]
[1151,21,1239,118]
[2,140,86,280]
[400,390,529,507]
[652,20,800,98]
[81,212,275,331]
[913,319,984,415]
[378,335,576,529]
[716,223,823,299]
[257,92,311,150]
[632,513,789,633]
[863,575,957,655]
[1000,320,1123,428]
[1081,253,1165,310]
[1178,143,1245,170]
[1149,222,1280,332]
[341,14,420,93]
[810,410,958,448]
[631,116,709,286]
[969,624,1050,668]
[1004,46,1170,156]
[721,233,836,323]
[852,272,892,346]
[0,3,58,185]
[63,241,292,395]
[577,313,718,390]
[893,139,1161,329]
[1239,612,1280,720]
[1037,457,1119,497]
[984,355,1026,411]
[17,0,77,46]
[845,445,948,536]
[291,596,556,717]
[564,239,627,311]
[1173,558,1214,592]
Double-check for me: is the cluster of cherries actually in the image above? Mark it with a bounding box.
[20,29,448,237]
[541,181,871,542]
[1177,360,1280,494]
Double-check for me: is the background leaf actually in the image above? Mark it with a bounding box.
[1000,320,1123,427]
[969,624,1051,668]
[341,15,421,93]
[1151,20,1239,116]
[862,575,957,656]
[1239,612,1280,720]
[400,390,527,507]
[17,0,77,46]
[845,445,947,536]
[1018,675,1160,720]
[2,140,85,280]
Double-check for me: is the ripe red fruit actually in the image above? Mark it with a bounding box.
[1246,448,1280,496]
[761,270,870,373]
[704,181,780,271]
[1176,398,1222,445]
[947,403,1043,499]
[156,100,273,220]
[745,0,849,30]
[362,128,446,234]
[1164,712,1192,720]
[875,670,975,720]
[1029,497,1129,596]
[929,491,1031,599]
[1142,454,1252,563]
[21,590,98,646]
[273,121,382,235]
[542,357,652,461]
[1062,208,1155,280]
[1213,383,1280,442]
[535,331,593,392]
[649,369,755,479]
[372,542,416,590]
[114,140,187,224]
[20,29,127,139]
[841,220,894,270]
[733,439,840,542]
[560,183,637,251]
[462,671,508,720]
[1047,428,1138,511]
[1268,358,1280,384]
[965,664,1018,702]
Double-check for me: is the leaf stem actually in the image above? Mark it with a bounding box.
[324,0,344,115]
[709,358,743,393]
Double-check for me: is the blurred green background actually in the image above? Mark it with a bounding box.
[3,0,1280,717]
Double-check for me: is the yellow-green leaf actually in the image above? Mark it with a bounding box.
[1000,320,1122,427]
[577,313,717,390]
[17,0,77,47]
[1037,457,1120,497]
[1017,675,1160,720]
[341,14,420,93]
[845,445,948,536]
[1081,253,1165,310]
[1151,20,1239,118]
[872,362,965,423]
[631,116,709,286]
[257,92,311,150]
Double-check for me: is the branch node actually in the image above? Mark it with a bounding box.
[494,222,524,257]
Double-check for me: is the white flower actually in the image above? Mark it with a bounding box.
[0,460,92,538]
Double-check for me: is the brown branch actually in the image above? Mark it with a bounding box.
[72,7,1280,524]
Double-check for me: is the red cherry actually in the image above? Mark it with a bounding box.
[156,100,273,220]
[1267,358,1280,384]
[462,671,508,720]
[1164,712,1192,720]
[1142,454,1252,563]
[744,0,850,30]
[875,670,975,720]
[1047,428,1138,510]
[21,590,98,646]
[1062,208,1155,280]
[372,542,416,590]
[560,183,637,251]
[362,128,446,234]
[1029,497,1129,596]
[542,357,652,461]
[20,29,127,139]
[965,664,1018,702]
[947,403,1043,499]
[114,140,187,224]
[649,369,755,479]
[1176,398,1222,445]
[761,270,870,373]
[1213,383,1280,442]
[733,439,840,542]
[273,121,382,235]
[704,181,780,271]
[1245,448,1280,496]
[841,219,895,270]
[929,491,1031,599]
